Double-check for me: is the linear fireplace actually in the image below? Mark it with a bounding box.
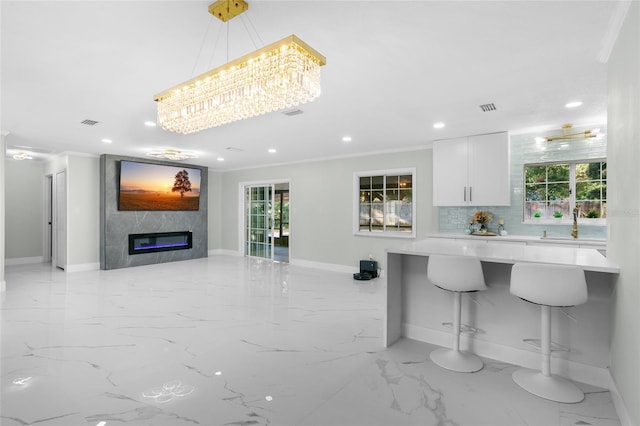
[129,231,193,255]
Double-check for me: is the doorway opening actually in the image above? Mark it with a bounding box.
[243,181,289,263]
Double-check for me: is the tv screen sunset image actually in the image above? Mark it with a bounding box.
[119,161,201,211]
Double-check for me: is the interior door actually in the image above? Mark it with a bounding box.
[55,170,67,270]
[245,185,274,260]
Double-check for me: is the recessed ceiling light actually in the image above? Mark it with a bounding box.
[268,148,277,154]
[433,122,445,129]
[342,136,352,142]
[144,121,157,127]
[565,101,583,108]
[217,157,225,162]
[101,138,112,143]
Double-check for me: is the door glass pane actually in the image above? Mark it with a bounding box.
[281,192,289,237]
[246,185,273,259]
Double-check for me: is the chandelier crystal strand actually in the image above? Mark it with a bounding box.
[155,35,325,134]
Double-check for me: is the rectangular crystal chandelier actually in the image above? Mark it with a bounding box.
[153,34,326,134]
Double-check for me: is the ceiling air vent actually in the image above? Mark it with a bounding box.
[81,119,99,126]
[282,109,304,117]
[225,147,244,152]
[479,103,496,112]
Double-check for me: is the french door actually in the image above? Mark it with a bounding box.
[244,184,274,260]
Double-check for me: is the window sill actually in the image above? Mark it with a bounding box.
[354,231,416,239]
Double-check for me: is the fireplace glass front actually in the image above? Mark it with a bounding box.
[128,231,193,255]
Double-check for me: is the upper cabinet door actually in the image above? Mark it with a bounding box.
[468,132,510,206]
[433,137,469,206]
[432,132,510,206]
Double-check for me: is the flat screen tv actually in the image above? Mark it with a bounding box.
[118,160,202,211]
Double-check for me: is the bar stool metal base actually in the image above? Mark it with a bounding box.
[430,347,483,373]
[512,368,584,403]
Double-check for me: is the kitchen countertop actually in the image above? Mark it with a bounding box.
[388,237,618,274]
[428,233,606,246]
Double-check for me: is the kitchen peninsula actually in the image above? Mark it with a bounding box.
[385,237,619,388]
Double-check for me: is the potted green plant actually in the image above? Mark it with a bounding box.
[553,211,563,219]
[587,210,600,218]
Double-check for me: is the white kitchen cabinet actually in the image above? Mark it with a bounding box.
[432,131,510,206]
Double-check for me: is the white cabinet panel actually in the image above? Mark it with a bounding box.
[432,137,468,206]
[433,132,510,206]
[468,133,510,206]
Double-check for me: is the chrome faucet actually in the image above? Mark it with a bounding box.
[571,206,579,239]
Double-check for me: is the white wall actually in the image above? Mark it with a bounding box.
[215,149,437,271]
[208,170,223,252]
[67,155,100,267]
[607,2,640,425]
[0,134,5,291]
[4,159,44,260]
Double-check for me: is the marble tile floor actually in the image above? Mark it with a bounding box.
[1,256,621,426]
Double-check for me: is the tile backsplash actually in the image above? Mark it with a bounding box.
[437,126,607,240]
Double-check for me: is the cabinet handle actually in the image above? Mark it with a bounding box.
[469,186,473,202]
[464,187,467,202]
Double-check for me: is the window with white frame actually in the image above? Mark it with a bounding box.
[354,169,416,237]
[524,160,606,222]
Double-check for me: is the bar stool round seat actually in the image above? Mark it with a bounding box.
[427,254,487,373]
[510,262,588,403]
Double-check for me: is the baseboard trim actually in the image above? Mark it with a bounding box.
[5,256,43,266]
[403,323,610,389]
[289,258,357,274]
[608,371,634,426]
[208,249,242,257]
[206,252,359,275]
[65,262,100,273]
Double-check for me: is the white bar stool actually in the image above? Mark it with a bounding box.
[509,262,588,403]
[427,254,487,373]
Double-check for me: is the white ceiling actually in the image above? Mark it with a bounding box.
[1,1,625,170]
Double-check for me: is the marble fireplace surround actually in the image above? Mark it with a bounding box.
[99,154,208,270]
